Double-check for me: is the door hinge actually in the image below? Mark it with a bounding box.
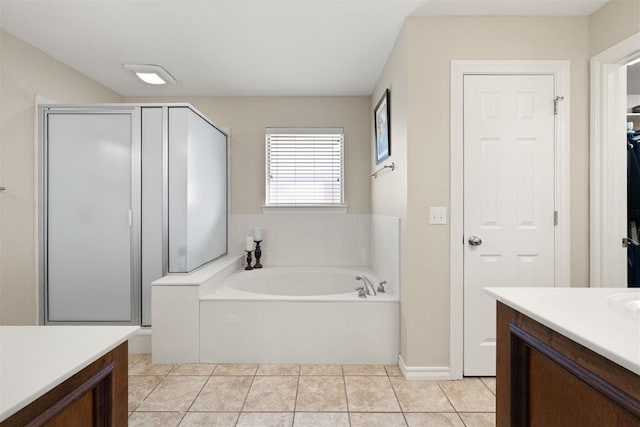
[554,210,558,226]
[553,96,564,115]
[128,209,133,228]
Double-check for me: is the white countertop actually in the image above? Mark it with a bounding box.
[486,287,640,376]
[0,325,138,421]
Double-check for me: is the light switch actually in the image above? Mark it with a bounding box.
[429,207,447,225]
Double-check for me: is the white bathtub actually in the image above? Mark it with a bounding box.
[199,266,399,364]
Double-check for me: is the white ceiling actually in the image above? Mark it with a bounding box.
[412,0,608,16]
[0,0,609,97]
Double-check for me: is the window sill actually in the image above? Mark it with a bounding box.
[262,205,348,214]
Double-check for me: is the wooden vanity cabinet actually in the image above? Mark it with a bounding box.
[0,342,128,427]
[497,302,640,427]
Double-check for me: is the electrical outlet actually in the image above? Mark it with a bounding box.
[429,207,447,225]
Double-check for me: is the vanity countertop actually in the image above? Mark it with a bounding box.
[0,325,138,421]
[485,287,640,376]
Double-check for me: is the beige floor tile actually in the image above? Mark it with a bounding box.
[300,364,343,375]
[128,353,148,371]
[480,377,496,395]
[404,412,465,427]
[129,354,175,376]
[458,412,496,427]
[344,376,401,412]
[190,376,253,412]
[213,363,258,376]
[385,364,403,376]
[296,376,347,411]
[438,379,496,412]
[169,364,217,376]
[137,376,207,412]
[236,412,294,427]
[349,412,407,427]
[128,375,163,411]
[179,412,239,426]
[243,376,298,411]
[293,412,350,427]
[390,377,454,412]
[127,411,184,427]
[257,364,301,375]
[342,364,387,375]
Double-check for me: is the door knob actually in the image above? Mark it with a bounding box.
[468,235,482,246]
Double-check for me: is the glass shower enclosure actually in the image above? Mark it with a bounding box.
[38,104,228,326]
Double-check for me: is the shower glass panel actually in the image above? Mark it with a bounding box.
[141,107,163,326]
[46,113,136,322]
[168,107,228,272]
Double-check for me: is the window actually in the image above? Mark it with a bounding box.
[265,128,344,207]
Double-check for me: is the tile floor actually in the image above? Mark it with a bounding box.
[128,354,496,427]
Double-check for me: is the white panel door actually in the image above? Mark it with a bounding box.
[47,113,134,322]
[463,75,556,376]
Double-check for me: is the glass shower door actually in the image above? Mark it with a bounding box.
[46,111,138,323]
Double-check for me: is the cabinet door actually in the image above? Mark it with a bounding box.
[47,113,135,322]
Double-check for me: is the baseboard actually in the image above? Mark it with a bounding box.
[398,354,453,380]
[129,327,152,354]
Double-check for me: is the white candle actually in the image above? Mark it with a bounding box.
[254,227,263,241]
[245,236,254,252]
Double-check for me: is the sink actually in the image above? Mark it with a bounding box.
[607,293,640,319]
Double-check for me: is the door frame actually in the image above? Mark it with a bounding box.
[590,33,640,287]
[450,60,571,378]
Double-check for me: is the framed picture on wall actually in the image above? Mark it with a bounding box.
[374,89,391,164]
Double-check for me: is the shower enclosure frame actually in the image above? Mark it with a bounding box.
[37,103,230,326]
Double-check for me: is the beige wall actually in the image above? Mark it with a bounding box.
[124,96,372,214]
[370,27,409,358]
[373,16,590,367]
[0,30,122,324]
[589,0,640,56]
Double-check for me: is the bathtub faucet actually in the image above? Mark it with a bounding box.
[356,275,377,296]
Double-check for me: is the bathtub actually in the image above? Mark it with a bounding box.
[199,266,400,364]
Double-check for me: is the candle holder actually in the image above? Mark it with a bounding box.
[253,240,263,268]
[244,250,254,270]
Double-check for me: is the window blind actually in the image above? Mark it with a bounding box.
[266,128,344,206]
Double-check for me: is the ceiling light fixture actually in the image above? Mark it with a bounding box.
[124,64,176,85]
